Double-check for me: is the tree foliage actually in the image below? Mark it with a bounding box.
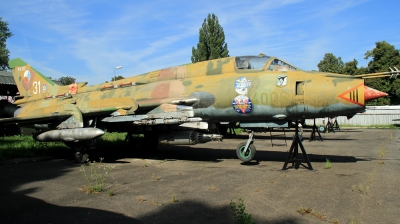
[0,17,13,71]
[191,14,229,63]
[343,59,362,75]
[318,41,400,105]
[365,41,400,73]
[111,75,125,82]
[317,53,344,73]
[364,41,400,105]
[58,76,76,85]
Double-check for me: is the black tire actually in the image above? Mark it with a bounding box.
[74,152,89,163]
[318,125,326,133]
[236,142,256,162]
[65,141,91,163]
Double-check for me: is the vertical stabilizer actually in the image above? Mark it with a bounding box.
[8,58,60,98]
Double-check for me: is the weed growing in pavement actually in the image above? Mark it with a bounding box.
[330,219,339,224]
[137,196,146,202]
[151,173,162,181]
[208,185,216,191]
[324,158,332,169]
[171,194,179,203]
[379,143,386,158]
[151,201,164,206]
[297,207,327,221]
[297,206,312,215]
[229,197,254,224]
[352,183,369,194]
[107,189,115,196]
[358,184,364,193]
[80,157,115,194]
[377,160,385,164]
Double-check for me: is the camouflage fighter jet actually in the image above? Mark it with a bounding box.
[0,55,396,162]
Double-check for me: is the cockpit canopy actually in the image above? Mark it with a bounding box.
[235,55,300,71]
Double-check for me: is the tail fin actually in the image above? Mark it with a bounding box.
[8,58,60,98]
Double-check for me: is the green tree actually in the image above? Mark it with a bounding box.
[0,18,13,71]
[342,59,360,75]
[364,41,400,105]
[365,41,400,73]
[58,76,76,85]
[317,53,344,73]
[111,75,124,82]
[191,13,229,63]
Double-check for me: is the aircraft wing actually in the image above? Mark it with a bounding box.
[101,98,208,130]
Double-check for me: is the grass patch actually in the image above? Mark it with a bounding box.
[0,132,130,161]
[234,128,244,134]
[0,135,69,161]
[339,124,398,129]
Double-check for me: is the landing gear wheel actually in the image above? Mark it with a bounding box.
[65,141,92,163]
[236,142,256,162]
[318,125,326,133]
[74,152,89,163]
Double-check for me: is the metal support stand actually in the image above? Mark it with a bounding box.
[227,124,237,138]
[309,119,323,141]
[333,117,340,131]
[282,120,313,170]
[325,118,335,133]
[124,131,133,145]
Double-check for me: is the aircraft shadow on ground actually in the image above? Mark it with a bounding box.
[227,133,357,141]
[0,161,299,224]
[91,142,367,165]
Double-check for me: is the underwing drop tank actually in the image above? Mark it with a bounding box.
[159,131,223,145]
[34,128,105,142]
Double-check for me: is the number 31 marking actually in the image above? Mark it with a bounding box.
[33,81,41,94]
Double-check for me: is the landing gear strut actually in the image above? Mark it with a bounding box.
[236,131,256,162]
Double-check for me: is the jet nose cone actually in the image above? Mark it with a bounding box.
[364,86,388,101]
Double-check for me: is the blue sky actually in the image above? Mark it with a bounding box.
[1,0,399,85]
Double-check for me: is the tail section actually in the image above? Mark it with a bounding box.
[8,58,60,98]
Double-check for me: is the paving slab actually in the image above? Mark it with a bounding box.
[0,128,399,223]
